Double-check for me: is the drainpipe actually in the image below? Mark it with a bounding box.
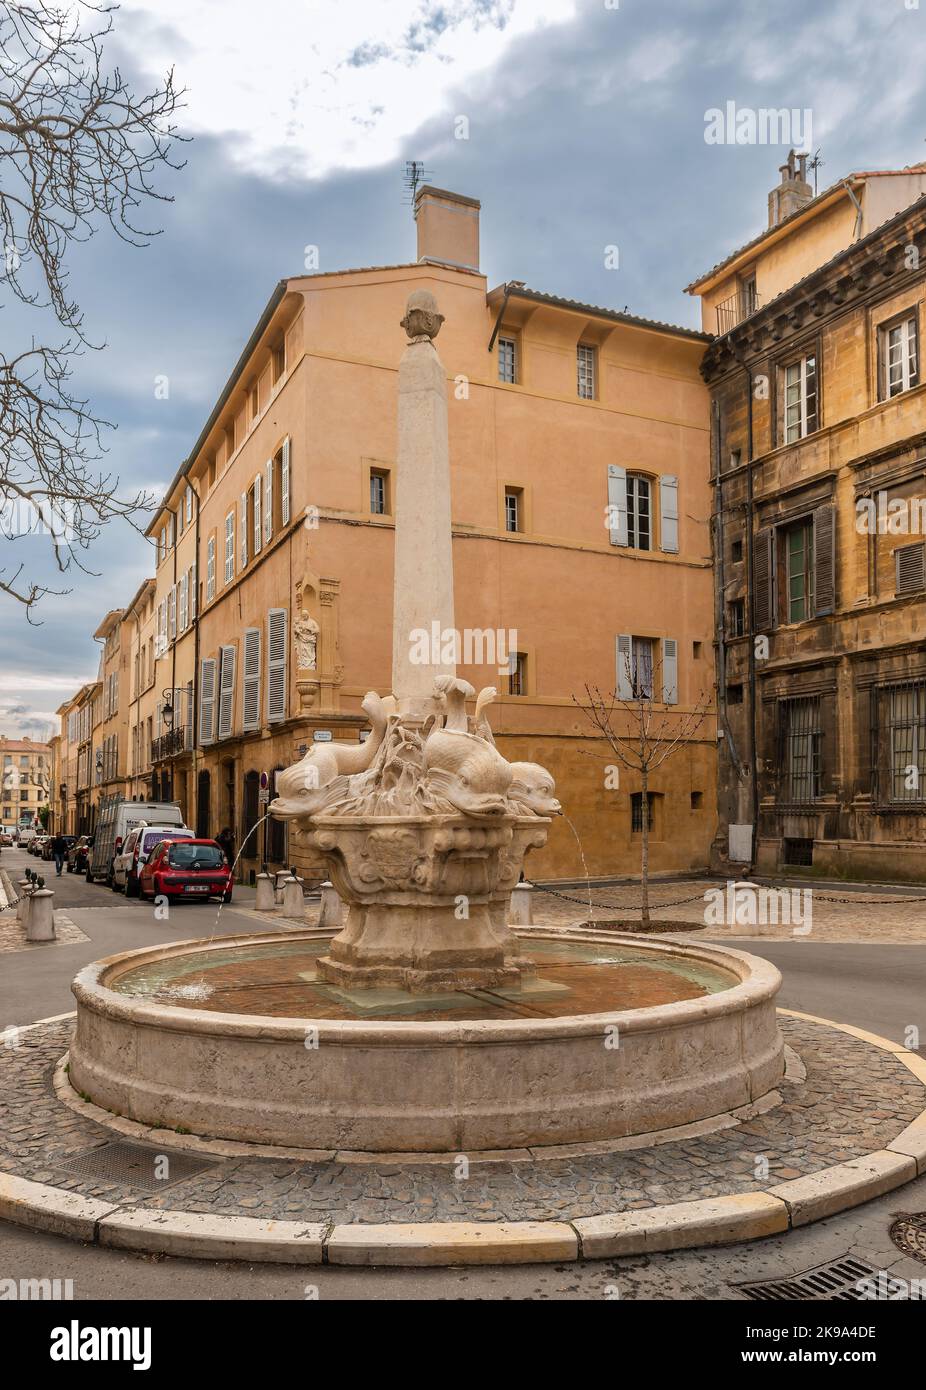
[743,364,759,871]
[487,281,525,353]
[192,478,201,832]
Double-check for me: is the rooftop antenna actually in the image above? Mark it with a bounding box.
[403,160,433,207]
[808,149,824,196]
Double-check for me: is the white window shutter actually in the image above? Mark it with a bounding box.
[199,657,217,744]
[607,466,628,546]
[660,476,679,553]
[263,458,273,543]
[662,638,678,705]
[217,645,236,738]
[616,634,633,700]
[267,608,287,723]
[281,438,291,525]
[242,627,262,731]
[239,492,248,569]
[253,477,262,555]
[189,562,197,619]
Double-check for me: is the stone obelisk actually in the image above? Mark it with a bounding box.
[391,289,456,720]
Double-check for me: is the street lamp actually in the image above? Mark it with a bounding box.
[161,690,174,730]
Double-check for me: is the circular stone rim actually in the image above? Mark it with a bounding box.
[70,926,782,1043]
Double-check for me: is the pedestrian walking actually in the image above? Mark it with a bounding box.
[216,826,235,865]
[51,832,68,877]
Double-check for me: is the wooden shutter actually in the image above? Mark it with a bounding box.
[267,608,287,722]
[753,528,776,631]
[616,634,633,700]
[217,645,236,739]
[239,492,248,569]
[242,628,261,731]
[813,505,836,616]
[659,475,679,553]
[263,458,273,543]
[189,562,197,619]
[199,657,217,744]
[895,541,926,595]
[607,465,628,546]
[281,437,291,525]
[662,637,678,704]
[253,476,262,555]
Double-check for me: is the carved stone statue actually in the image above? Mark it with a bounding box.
[293,610,319,670]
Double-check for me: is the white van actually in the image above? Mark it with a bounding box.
[88,799,187,884]
[113,824,196,896]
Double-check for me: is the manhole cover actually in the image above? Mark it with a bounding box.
[889,1212,926,1265]
[738,1256,877,1301]
[57,1141,218,1190]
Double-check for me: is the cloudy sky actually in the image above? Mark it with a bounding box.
[3,0,926,738]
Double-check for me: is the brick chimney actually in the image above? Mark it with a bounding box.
[768,150,813,227]
[415,186,480,272]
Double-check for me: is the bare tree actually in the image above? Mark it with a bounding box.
[0,1,184,617]
[575,647,712,927]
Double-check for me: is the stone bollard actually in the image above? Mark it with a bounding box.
[25,888,56,942]
[317,881,343,929]
[254,872,276,912]
[281,876,305,919]
[510,881,534,926]
[16,880,30,923]
[274,870,293,905]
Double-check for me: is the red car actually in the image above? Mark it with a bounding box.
[139,838,233,903]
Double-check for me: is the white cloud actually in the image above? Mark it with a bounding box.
[121,0,576,178]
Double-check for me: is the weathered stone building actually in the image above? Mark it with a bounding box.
[689,156,926,881]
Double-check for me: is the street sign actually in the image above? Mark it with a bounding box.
[259,789,269,805]
[313,730,333,742]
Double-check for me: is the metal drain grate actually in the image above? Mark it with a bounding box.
[889,1212,926,1265]
[57,1140,218,1190]
[738,1256,877,1301]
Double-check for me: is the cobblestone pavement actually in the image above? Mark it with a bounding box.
[0,913,89,954]
[2,1016,922,1226]
[518,879,926,944]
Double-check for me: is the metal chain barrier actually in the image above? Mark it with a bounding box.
[534,884,926,910]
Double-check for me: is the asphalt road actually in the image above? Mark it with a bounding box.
[2,846,925,1300]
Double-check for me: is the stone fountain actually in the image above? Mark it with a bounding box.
[269,288,557,992]
[67,291,784,1154]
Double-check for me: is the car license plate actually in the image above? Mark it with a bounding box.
[183,885,209,893]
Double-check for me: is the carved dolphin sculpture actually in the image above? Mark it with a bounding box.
[507,762,562,817]
[270,691,388,819]
[424,678,512,815]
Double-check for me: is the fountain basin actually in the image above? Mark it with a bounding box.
[68,928,784,1153]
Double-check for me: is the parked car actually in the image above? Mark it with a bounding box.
[0,832,12,847]
[139,838,233,904]
[31,835,49,857]
[67,836,93,874]
[45,834,76,864]
[114,825,196,897]
[87,798,186,885]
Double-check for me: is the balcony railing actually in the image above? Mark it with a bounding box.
[715,287,761,337]
[151,726,192,762]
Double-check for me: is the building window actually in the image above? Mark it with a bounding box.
[882,315,918,399]
[504,489,521,533]
[739,274,757,317]
[690,791,703,810]
[630,636,654,699]
[784,354,818,442]
[783,697,821,803]
[785,519,815,623]
[577,343,596,400]
[508,651,527,696]
[728,598,745,637]
[726,682,744,705]
[498,336,517,384]
[729,449,741,470]
[888,682,926,803]
[627,474,651,550]
[206,536,216,602]
[370,469,389,515]
[731,538,743,563]
[895,541,926,596]
[224,512,234,583]
[630,792,654,833]
[185,486,193,525]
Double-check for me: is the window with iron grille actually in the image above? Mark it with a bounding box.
[627,474,651,550]
[498,336,517,384]
[630,792,654,832]
[784,354,818,442]
[881,314,918,399]
[577,343,596,400]
[888,681,926,803]
[782,697,822,802]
